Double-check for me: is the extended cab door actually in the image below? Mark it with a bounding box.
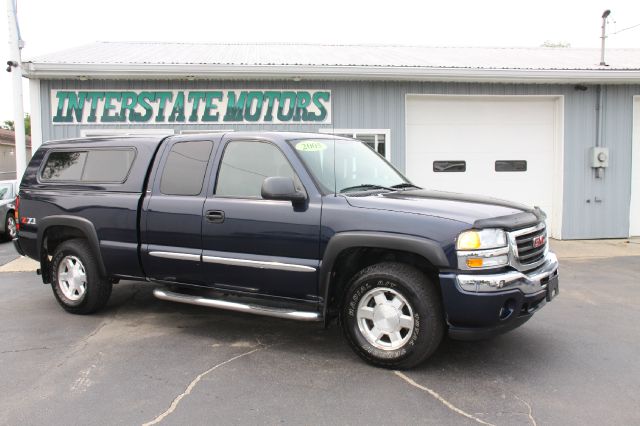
[141,136,220,285]
[200,136,322,301]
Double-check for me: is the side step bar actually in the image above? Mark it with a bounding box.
[153,288,321,322]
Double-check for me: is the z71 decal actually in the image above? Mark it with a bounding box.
[21,217,36,225]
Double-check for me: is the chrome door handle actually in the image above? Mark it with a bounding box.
[205,210,225,223]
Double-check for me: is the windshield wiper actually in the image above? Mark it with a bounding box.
[339,184,395,193]
[390,183,421,190]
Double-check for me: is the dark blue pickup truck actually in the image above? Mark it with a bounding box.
[13,132,558,368]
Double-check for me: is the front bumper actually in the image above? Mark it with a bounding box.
[439,252,559,340]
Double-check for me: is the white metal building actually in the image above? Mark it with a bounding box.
[21,42,640,239]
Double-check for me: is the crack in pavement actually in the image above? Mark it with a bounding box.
[141,345,266,426]
[56,321,109,367]
[514,395,538,426]
[56,288,141,367]
[394,371,496,426]
[1,346,51,354]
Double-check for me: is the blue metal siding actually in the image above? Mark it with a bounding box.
[38,80,640,239]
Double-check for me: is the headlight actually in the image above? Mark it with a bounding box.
[456,229,506,250]
[456,229,508,270]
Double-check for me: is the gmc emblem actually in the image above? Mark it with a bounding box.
[533,235,546,248]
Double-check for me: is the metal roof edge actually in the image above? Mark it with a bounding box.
[22,62,640,84]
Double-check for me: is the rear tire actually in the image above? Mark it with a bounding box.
[340,262,444,369]
[3,213,16,241]
[50,239,112,315]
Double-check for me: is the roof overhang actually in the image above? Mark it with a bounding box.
[22,62,640,84]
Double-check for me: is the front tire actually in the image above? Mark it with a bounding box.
[340,262,444,369]
[50,239,112,315]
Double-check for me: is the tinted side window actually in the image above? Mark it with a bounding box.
[160,141,213,196]
[82,150,136,182]
[41,151,87,181]
[216,141,297,198]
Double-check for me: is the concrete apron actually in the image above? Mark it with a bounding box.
[550,238,640,259]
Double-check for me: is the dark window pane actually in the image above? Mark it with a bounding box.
[82,150,136,182]
[160,141,213,196]
[0,184,12,200]
[216,141,296,198]
[377,135,386,157]
[495,160,527,172]
[41,151,87,181]
[433,161,466,172]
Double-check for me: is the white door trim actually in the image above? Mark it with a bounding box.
[28,79,43,153]
[630,96,640,237]
[404,94,565,239]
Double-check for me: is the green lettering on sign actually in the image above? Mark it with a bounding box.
[50,89,331,125]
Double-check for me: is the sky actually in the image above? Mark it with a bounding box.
[0,0,638,123]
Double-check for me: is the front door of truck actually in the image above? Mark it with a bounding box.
[141,136,220,285]
[200,137,322,301]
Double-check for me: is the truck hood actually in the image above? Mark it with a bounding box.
[344,189,545,230]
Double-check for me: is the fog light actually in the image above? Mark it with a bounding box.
[499,299,516,320]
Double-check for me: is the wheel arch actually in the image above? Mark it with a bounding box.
[37,216,107,282]
[319,232,451,320]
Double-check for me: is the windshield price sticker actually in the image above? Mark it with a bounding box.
[296,141,327,152]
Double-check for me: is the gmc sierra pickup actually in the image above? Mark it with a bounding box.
[13,132,558,368]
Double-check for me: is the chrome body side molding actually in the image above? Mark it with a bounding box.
[202,255,316,272]
[149,251,201,262]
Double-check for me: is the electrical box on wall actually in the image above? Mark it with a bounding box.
[590,147,609,168]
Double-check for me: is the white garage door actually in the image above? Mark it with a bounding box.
[406,95,562,237]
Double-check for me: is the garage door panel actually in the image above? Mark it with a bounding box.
[406,96,558,231]
[407,98,555,126]
[407,126,553,154]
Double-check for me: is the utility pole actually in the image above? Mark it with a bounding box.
[6,0,27,180]
[600,9,611,66]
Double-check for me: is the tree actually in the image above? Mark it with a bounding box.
[541,41,571,48]
[1,113,31,136]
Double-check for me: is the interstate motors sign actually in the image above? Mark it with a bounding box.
[50,89,331,125]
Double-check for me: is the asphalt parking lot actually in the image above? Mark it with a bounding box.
[1,240,639,425]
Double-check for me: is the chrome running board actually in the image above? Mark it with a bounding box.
[153,288,321,322]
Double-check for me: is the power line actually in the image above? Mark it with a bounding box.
[611,23,640,35]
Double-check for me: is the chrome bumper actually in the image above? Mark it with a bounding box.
[456,252,559,294]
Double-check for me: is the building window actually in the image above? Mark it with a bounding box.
[433,161,466,173]
[495,160,527,172]
[319,129,391,160]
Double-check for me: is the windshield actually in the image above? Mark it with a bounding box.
[0,184,12,200]
[290,138,410,194]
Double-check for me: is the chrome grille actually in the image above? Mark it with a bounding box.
[515,226,547,265]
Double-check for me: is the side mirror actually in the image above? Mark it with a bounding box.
[261,176,307,203]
